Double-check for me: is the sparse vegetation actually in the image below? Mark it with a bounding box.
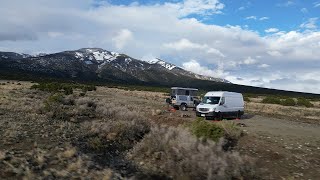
[0,145,115,179]
[1,81,320,179]
[297,98,314,108]
[31,82,96,95]
[261,95,315,108]
[262,96,281,105]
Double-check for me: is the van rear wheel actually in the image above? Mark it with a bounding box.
[236,111,241,119]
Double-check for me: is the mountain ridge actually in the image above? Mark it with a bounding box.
[0,48,229,84]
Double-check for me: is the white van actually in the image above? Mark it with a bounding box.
[196,91,244,120]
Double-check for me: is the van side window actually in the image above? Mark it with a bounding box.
[185,90,190,96]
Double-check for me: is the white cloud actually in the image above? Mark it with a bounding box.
[258,64,270,68]
[207,48,225,57]
[182,60,228,78]
[48,32,64,38]
[112,29,133,50]
[277,1,295,7]
[300,18,318,29]
[265,28,279,33]
[170,0,225,17]
[241,56,257,65]
[259,17,269,21]
[267,50,282,57]
[314,2,320,8]
[300,8,308,13]
[245,16,269,21]
[245,16,257,20]
[238,6,245,10]
[163,38,225,57]
[164,38,206,50]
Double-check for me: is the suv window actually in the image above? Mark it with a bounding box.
[179,96,187,101]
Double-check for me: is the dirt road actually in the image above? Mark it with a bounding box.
[236,115,320,179]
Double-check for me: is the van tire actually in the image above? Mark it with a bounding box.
[215,112,222,121]
[236,111,241,119]
[180,104,187,111]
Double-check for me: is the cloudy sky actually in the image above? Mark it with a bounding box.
[0,0,320,93]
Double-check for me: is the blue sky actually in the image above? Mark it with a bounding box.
[0,0,320,93]
[102,0,319,34]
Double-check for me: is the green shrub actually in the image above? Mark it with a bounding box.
[46,93,64,104]
[243,93,259,98]
[243,96,250,102]
[297,98,314,108]
[280,98,296,106]
[63,86,73,95]
[261,96,281,105]
[190,118,224,142]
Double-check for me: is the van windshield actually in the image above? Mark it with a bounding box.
[202,96,220,104]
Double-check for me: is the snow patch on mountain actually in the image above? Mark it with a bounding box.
[125,58,132,63]
[93,51,113,61]
[148,58,176,70]
[75,52,84,59]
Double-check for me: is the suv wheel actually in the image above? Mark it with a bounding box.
[180,104,187,111]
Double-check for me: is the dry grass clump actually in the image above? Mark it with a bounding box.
[42,94,97,122]
[0,145,116,179]
[128,125,257,180]
[81,101,151,152]
[95,101,141,121]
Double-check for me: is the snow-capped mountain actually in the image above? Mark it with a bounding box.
[0,48,228,84]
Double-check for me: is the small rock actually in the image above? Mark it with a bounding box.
[181,114,191,118]
[236,123,247,127]
[152,109,162,116]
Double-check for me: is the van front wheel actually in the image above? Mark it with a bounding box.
[215,112,222,121]
[180,104,187,111]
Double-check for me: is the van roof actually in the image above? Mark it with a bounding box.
[205,91,242,96]
[171,87,198,91]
